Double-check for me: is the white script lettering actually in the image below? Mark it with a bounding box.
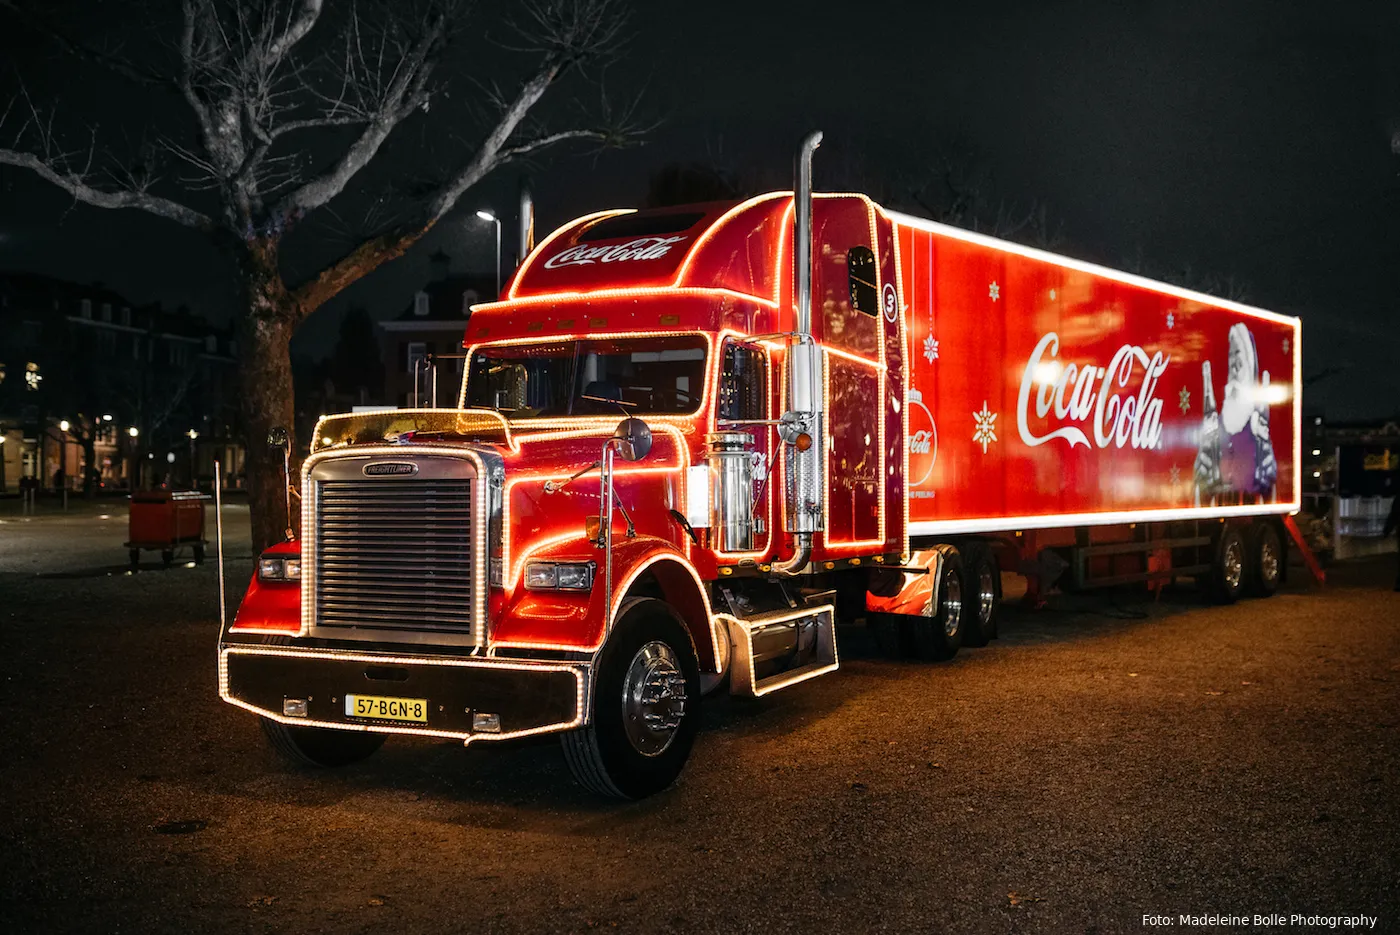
[1017,332,1169,451]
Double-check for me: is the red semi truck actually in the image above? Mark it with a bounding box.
[219,134,1302,798]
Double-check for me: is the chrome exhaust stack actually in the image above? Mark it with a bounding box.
[772,130,824,577]
[518,178,535,267]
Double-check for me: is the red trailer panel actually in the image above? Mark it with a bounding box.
[891,213,1300,535]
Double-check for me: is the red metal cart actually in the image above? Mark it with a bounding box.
[126,490,211,568]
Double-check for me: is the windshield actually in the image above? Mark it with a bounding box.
[465,335,708,419]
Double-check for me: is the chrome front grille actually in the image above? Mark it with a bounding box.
[312,467,477,635]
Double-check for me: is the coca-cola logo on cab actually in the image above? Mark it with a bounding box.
[1016,332,1169,451]
[543,236,688,270]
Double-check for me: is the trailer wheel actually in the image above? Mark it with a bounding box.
[128,549,140,570]
[260,718,386,768]
[1208,527,1248,604]
[193,544,206,565]
[1247,522,1284,598]
[561,599,701,799]
[912,550,966,661]
[961,543,1001,647]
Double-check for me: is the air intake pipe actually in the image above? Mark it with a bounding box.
[771,130,824,577]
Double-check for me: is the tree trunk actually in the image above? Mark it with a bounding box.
[235,240,299,556]
[81,433,97,498]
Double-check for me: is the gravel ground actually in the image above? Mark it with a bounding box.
[2,503,1397,934]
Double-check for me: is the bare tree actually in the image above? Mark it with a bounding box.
[0,0,641,550]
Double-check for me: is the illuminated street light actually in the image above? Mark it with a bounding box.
[128,426,139,438]
[187,429,199,440]
[476,209,502,298]
[102,414,113,422]
[59,420,71,432]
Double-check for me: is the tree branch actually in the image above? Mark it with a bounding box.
[270,9,447,221]
[0,147,213,231]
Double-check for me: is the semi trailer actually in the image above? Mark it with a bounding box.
[219,133,1303,798]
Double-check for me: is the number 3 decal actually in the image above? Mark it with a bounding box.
[882,283,898,323]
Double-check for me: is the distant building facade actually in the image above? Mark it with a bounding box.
[0,272,244,494]
[377,253,493,409]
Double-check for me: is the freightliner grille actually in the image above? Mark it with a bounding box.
[314,476,476,633]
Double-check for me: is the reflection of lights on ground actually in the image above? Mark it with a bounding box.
[98,514,111,520]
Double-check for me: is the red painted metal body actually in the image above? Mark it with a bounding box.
[231,191,1301,654]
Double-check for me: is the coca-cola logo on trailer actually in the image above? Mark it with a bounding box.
[543,236,688,270]
[1016,332,1169,451]
[907,390,938,488]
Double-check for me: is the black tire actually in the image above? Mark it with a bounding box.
[260,718,386,768]
[561,599,702,799]
[1209,526,1248,604]
[128,549,140,570]
[961,542,1001,647]
[193,544,206,565]
[1247,522,1284,598]
[911,549,966,661]
[161,549,174,567]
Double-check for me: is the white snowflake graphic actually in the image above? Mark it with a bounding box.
[1178,387,1190,414]
[1170,464,1181,486]
[988,281,1000,302]
[1166,311,1175,330]
[972,401,998,454]
[923,334,939,363]
[1282,337,1290,354]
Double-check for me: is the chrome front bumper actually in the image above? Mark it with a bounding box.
[219,644,587,744]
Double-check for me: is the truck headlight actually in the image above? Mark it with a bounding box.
[524,561,594,591]
[258,554,301,582]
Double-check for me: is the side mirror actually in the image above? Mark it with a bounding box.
[612,417,652,462]
[267,426,290,450]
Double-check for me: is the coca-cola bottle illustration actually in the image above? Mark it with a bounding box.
[1194,360,1222,504]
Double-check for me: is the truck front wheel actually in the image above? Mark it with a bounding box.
[260,718,386,768]
[562,599,701,799]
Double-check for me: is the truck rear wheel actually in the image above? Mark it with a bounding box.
[961,543,1001,647]
[260,718,386,768]
[1207,527,1248,604]
[561,599,701,799]
[1247,522,1284,597]
[912,550,966,661]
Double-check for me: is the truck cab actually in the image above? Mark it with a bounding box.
[221,182,896,798]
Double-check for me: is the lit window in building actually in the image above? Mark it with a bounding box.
[24,362,41,390]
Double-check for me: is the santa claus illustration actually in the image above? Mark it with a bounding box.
[1194,322,1277,503]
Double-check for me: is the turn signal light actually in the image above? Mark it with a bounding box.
[794,432,813,452]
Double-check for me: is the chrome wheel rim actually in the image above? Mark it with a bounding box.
[1224,539,1244,590]
[1259,540,1279,583]
[621,641,688,757]
[943,573,963,638]
[978,567,996,624]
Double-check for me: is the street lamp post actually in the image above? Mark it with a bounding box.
[58,420,70,511]
[476,209,502,298]
[187,429,199,489]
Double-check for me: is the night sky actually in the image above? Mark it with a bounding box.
[2,0,1397,418]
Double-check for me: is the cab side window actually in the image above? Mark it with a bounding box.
[848,246,878,316]
[719,342,767,421]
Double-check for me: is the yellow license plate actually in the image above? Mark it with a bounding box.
[345,694,428,723]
